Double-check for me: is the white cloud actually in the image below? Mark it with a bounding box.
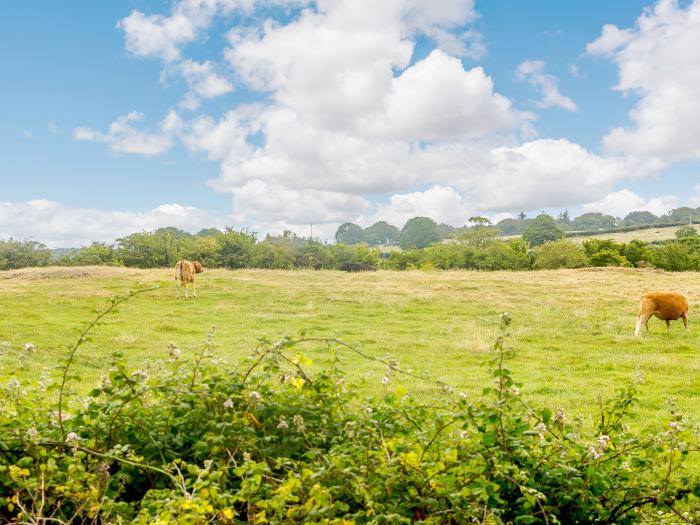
[118,0,312,63]
[360,185,474,227]
[582,189,677,218]
[686,185,700,207]
[231,180,368,224]
[177,59,234,110]
[587,0,700,162]
[96,0,671,239]
[517,60,577,111]
[0,200,222,248]
[569,64,582,78]
[75,111,180,156]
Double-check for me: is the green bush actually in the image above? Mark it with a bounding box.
[2,300,699,524]
[648,242,700,272]
[534,240,588,269]
[589,249,631,267]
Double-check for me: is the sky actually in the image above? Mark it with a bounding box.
[2,0,700,247]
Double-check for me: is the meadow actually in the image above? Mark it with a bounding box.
[2,265,699,431]
[569,224,685,243]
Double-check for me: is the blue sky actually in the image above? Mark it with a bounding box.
[2,0,699,246]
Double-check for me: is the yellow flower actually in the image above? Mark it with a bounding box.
[222,508,235,520]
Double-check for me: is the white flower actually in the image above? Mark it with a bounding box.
[553,409,565,424]
[669,421,682,431]
[131,369,149,382]
[100,374,112,389]
[598,435,610,449]
[51,410,72,424]
[510,387,519,396]
[168,344,181,362]
[38,369,52,392]
[535,422,547,440]
[26,428,40,441]
[588,446,603,459]
[459,392,468,400]
[335,377,345,386]
[277,417,289,430]
[242,452,251,462]
[381,376,389,385]
[293,415,306,433]
[65,432,80,447]
[223,398,234,409]
[247,391,261,405]
[23,343,36,353]
[8,377,21,391]
[459,430,469,439]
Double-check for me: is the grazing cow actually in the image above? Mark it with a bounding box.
[175,259,204,299]
[635,291,689,336]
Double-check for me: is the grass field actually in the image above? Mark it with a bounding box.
[2,266,699,432]
[569,224,685,243]
[499,224,685,243]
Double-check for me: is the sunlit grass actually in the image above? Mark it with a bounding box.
[2,266,699,432]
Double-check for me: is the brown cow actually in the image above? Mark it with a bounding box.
[634,291,689,336]
[175,259,204,299]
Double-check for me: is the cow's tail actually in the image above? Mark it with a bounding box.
[175,260,184,281]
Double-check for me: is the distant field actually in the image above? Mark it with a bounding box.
[2,266,699,432]
[499,224,684,243]
[569,224,684,243]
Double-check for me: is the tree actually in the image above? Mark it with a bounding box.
[517,211,527,220]
[217,228,256,269]
[571,212,617,231]
[522,214,564,247]
[620,211,657,227]
[0,239,52,270]
[363,221,400,246]
[496,218,527,235]
[398,217,441,249]
[335,223,366,245]
[468,216,491,227]
[557,210,572,229]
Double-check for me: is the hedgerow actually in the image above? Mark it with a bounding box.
[1,291,699,524]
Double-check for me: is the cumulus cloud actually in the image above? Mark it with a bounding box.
[86,0,665,239]
[0,200,222,248]
[231,181,368,224]
[177,59,234,110]
[517,60,577,111]
[74,111,181,156]
[582,189,677,218]
[587,0,700,162]
[360,185,474,228]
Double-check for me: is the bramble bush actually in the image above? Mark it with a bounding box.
[1,292,700,524]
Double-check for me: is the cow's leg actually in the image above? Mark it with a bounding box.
[176,280,180,299]
[185,282,189,299]
[681,312,689,332]
[665,320,671,334]
[635,312,652,337]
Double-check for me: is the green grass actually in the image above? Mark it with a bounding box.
[569,224,684,243]
[2,266,699,432]
[499,224,684,243]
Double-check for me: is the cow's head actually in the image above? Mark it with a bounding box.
[193,261,204,273]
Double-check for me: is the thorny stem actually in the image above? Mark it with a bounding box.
[57,286,158,439]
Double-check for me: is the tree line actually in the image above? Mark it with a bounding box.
[337,205,700,243]
[3,220,700,272]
